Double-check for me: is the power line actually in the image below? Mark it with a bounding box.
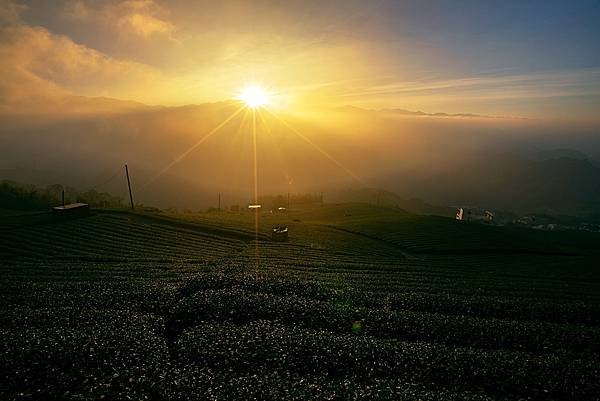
[91,166,124,190]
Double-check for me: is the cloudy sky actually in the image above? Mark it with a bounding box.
[1,0,600,118]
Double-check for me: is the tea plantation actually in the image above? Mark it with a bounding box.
[1,204,599,400]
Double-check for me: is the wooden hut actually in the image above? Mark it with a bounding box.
[52,203,90,219]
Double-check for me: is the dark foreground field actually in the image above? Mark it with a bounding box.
[1,204,599,400]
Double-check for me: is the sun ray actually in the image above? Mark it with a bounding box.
[256,108,272,136]
[139,105,245,191]
[265,109,365,185]
[257,108,295,189]
[218,107,250,206]
[252,108,260,267]
[228,108,250,198]
[252,109,259,206]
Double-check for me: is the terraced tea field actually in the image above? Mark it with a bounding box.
[1,204,599,400]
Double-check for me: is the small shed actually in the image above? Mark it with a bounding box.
[271,225,289,242]
[52,203,90,219]
[455,207,494,223]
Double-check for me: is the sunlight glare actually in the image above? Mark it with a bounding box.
[238,85,270,108]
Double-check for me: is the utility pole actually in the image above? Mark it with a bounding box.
[125,164,134,210]
[218,193,221,211]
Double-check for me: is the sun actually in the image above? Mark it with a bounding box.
[238,85,270,108]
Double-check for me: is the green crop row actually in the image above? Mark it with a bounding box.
[175,320,599,400]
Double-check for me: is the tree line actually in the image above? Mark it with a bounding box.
[0,180,123,210]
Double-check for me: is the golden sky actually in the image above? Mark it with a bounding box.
[1,0,600,119]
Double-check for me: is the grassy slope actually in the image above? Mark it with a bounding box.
[1,204,599,400]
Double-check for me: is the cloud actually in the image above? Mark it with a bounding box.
[0,15,167,113]
[337,69,600,99]
[116,1,173,37]
[63,0,174,38]
[0,0,25,26]
[62,0,90,20]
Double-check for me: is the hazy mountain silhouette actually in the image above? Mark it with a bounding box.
[380,108,496,119]
[2,95,600,215]
[533,148,591,161]
[378,152,600,215]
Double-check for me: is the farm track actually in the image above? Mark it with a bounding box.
[1,210,599,400]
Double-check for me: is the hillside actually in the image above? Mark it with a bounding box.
[1,203,599,400]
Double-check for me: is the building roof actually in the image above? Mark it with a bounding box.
[53,203,89,211]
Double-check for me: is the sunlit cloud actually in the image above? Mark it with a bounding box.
[0,0,25,25]
[1,0,599,120]
[61,0,90,20]
[62,0,174,38]
[120,11,172,37]
[325,69,600,117]
[336,69,600,100]
[0,23,167,111]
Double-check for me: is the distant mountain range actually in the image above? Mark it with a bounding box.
[380,108,497,119]
[2,94,600,216]
[533,148,592,161]
[378,151,600,216]
[335,105,497,119]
